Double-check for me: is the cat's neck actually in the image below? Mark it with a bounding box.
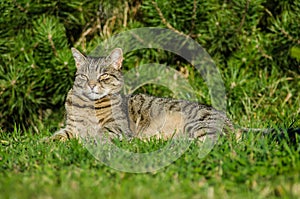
[100,93,124,101]
[95,92,127,109]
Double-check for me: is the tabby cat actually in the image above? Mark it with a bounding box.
[50,48,236,142]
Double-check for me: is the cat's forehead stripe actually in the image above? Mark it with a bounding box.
[85,57,106,73]
[95,58,105,72]
[88,58,96,73]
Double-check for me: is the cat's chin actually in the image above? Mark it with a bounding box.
[86,92,108,100]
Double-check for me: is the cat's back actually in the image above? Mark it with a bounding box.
[127,94,233,139]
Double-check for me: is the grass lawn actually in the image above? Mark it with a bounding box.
[0,128,299,199]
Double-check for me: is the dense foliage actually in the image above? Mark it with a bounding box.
[0,0,299,132]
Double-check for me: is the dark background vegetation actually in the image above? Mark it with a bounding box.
[0,0,299,132]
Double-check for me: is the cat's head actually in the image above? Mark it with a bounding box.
[71,48,124,100]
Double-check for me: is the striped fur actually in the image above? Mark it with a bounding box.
[50,48,234,141]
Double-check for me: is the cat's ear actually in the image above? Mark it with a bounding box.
[71,48,86,69]
[107,48,123,70]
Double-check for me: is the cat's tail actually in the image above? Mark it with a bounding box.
[239,127,300,143]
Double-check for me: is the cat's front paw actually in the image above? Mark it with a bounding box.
[40,134,68,143]
[51,133,70,142]
[41,129,75,142]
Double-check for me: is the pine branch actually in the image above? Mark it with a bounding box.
[151,0,188,38]
[256,44,273,60]
[74,27,94,49]
[13,0,27,12]
[280,28,300,45]
[236,0,250,34]
[102,15,117,38]
[123,1,129,27]
[264,7,300,45]
[189,0,197,36]
[48,33,57,56]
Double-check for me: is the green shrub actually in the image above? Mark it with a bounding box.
[0,0,299,133]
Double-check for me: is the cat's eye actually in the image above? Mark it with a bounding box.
[76,74,88,80]
[99,73,110,81]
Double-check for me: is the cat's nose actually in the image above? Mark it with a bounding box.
[88,82,97,89]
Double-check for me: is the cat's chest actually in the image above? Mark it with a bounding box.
[71,107,103,136]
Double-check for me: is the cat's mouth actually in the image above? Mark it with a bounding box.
[85,90,109,100]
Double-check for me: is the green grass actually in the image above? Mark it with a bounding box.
[0,129,300,199]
